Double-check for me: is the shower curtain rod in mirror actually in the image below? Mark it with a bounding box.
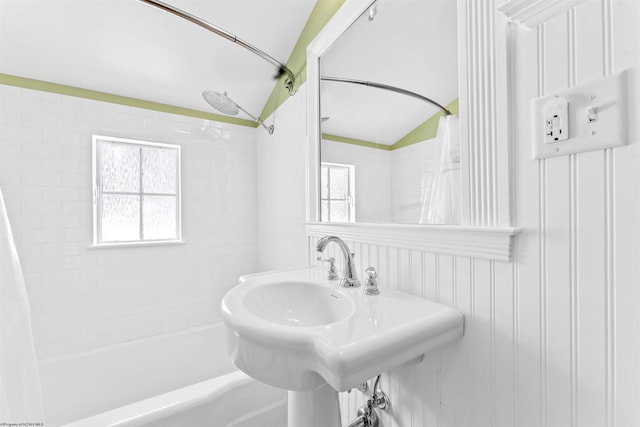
[321,76,452,116]
[136,0,296,95]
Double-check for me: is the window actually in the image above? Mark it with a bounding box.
[92,135,181,245]
[320,162,355,223]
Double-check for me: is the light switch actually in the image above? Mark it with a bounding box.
[532,69,631,159]
[586,105,598,123]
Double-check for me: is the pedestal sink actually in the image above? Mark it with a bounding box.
[221,267,464,427]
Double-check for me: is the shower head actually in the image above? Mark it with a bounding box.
[202,90,274,135]
[202,90,240,115]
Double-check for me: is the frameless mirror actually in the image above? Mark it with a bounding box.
[319,0,459,225]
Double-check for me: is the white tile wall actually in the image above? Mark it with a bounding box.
[0,85,258,359]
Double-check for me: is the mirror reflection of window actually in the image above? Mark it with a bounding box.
[320,162,355,223]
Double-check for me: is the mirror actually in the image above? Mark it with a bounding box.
[319,0,459,225]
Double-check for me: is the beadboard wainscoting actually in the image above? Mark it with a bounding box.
[309,236,518,427]
[508,0,639,426]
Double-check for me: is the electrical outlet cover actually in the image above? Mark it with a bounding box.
[531,69,631,159]
[543,97,569,143]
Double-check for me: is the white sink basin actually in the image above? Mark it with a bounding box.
[221,267,464,393]
[243,281,354,327]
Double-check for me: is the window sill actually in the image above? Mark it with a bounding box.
[305,222,519,262]
[87,240,186,250]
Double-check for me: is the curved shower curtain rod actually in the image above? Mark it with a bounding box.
[136,0,296,95]
[321,76,452,116]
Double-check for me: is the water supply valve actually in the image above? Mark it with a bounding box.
[370,374,389,411]
[346,402,379,427]
[344,375,389,427]
[357,402,379,427]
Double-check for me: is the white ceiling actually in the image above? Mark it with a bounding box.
[320,0,458,145]
[0,0,316,117]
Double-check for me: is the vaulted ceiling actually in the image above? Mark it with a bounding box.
[320,0,458,146]
[0,0,316,118]
[0,0,458,142]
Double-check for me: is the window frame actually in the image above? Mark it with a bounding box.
[320,161,355,223]
[91,135,182,247]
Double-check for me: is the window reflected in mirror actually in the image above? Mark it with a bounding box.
[320,162,355,223]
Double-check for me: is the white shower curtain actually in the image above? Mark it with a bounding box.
[0,187,44,423]
[419,115,461,225]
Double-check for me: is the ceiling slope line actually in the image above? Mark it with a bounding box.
[391,98,459,150]
[322,98,459,151]
[258,0,347,123]
[322,133,393,151]
[0,73,258,128]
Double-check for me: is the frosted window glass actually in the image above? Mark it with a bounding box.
[330,201,348,222]
[321,166,328,199]
[143,195,177,240]
[101,194,140,241]
[142,147,177,194]
[321,201,328,222]
[329,167,347,199]
[94,136,181,245]
[99,142,140,193]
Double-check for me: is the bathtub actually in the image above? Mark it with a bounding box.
[38,324,287,426]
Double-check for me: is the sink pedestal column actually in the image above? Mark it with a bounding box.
[288,383,341,427]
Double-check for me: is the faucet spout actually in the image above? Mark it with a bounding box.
[315,236,360,288]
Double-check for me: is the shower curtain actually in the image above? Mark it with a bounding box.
[0,187,44,423]
[419,115,461,225]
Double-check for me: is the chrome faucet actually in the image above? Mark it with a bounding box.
[315,236,360,288]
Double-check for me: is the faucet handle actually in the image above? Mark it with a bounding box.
[364,267,380,295]
[365,266,377,279]
[317,256,339,281]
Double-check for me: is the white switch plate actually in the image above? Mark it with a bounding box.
[532,69,631,159]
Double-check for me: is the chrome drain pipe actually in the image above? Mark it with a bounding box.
[345,403,379,427]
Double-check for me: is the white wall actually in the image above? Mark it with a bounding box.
[321,139,392,222]
[255,85,309,272]
[390,138,438,223]
[0,85,258,359]
[262,2,640,426]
